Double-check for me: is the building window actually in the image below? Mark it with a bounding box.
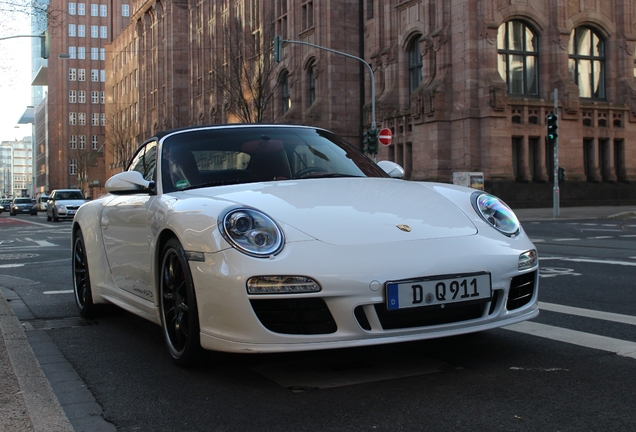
[408,37,422,94]
[100,70,106,82]
[100,5,107,16]
[100,26,108,39]
[92,113,99,125]
[69,2,76,15]
[122,4,130,17]
[69,90,77,103]
[281,71,290,114]
[301,1,314,30]
[69,24,76,37]
[78,46,86,59]
[69,135,77,149]
[91,69,99,81]
[79,135,86,149]
[91,25,98,38]
[100,48,106,61]
[101,113,106,126]
[79,113,86,125]
[569,26,605,99]
[78,3,85,15]
[100,91,105,104]
[78,69,86,81]
[91,47,99,60]
[78,25,85,38]
[497,20,538,96]
[69,68,77,81]
[69,46,77,59]
[308,62,316,106]
[92,135,99,150]
[91,91,99,104]
[91,4,98,16]
[69,113,77,125]
[70,159,77,175]
[78,91,86,103]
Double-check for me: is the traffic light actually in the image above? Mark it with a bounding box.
[40,31,50,59]
[365,128,378,154]
[558,167,565,183]
[273,36,282,62]
[547,113,558,143]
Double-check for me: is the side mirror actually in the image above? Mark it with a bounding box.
[377,160,405,179]
[106,171,154,194]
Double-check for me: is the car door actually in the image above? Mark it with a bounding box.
[101,140,159,301]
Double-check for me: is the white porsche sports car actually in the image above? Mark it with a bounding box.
[72,124,538,366]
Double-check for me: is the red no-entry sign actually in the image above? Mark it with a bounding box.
[378,128,392,146]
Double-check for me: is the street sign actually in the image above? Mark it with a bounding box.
[379,128,392,146]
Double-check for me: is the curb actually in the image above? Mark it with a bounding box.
[0,290,74,432]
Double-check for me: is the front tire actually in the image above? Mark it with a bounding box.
[160,238,203,366]
[72,229,97,318]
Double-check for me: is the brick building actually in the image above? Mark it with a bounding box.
[44,0,131,198]
[101,0,636,206]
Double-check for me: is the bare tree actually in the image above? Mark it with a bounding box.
[106,116,136,173]
[215,10,279,123]
[0,0,65,30]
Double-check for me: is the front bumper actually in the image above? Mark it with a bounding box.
[189,233,539,353]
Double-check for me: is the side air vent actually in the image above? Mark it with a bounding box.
[507,271,536,310]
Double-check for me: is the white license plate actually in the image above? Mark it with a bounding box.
[386,273,491,311]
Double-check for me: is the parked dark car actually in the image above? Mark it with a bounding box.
[10,197,38,216]
[0,198,12,214]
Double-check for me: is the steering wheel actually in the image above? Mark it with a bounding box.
[293,166,329,179]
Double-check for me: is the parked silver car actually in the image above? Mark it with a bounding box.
[46,189,88,222]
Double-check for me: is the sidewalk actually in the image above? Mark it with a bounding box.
[0,205,635,431]
[514,205,636,221]
[0,289,73,432]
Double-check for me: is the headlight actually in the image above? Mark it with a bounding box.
[471,192,520,236]
[219,207,284,257]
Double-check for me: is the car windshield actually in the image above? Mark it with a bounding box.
[56,191,84,200]
[15,198,32,204]
[160,126,388,192]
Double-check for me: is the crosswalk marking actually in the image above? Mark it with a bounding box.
[539,302,636,326]
[505,321,636,359]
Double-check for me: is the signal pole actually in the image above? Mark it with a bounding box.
[273,36,377,159]
[552,89,559,218]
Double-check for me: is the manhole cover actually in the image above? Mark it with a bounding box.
[0,253,39,260]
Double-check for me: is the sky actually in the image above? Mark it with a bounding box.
[0,9,36,143]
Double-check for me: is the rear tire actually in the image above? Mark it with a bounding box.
[72,229,97,318]
[159,237,204,366]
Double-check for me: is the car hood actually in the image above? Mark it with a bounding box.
[182,178,477,246]
[55,199,87,207]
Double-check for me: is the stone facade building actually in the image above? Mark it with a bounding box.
[100,0,636,206]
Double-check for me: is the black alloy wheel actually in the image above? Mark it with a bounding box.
[160,237,203,366]
[72,229,97,318]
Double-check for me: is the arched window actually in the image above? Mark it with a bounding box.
[497,20,538,96]
[307,61,316,106]
[408,37,422,94]
[280,71,290,114]
[568,26,605,99]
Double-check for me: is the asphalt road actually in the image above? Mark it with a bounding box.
[1,212,635,431]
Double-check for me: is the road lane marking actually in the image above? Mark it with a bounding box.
[505,321,636,359]
[539,302,636,326]
[24,238,57,247]
[43,290,74,295]
[540,257,636,266]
